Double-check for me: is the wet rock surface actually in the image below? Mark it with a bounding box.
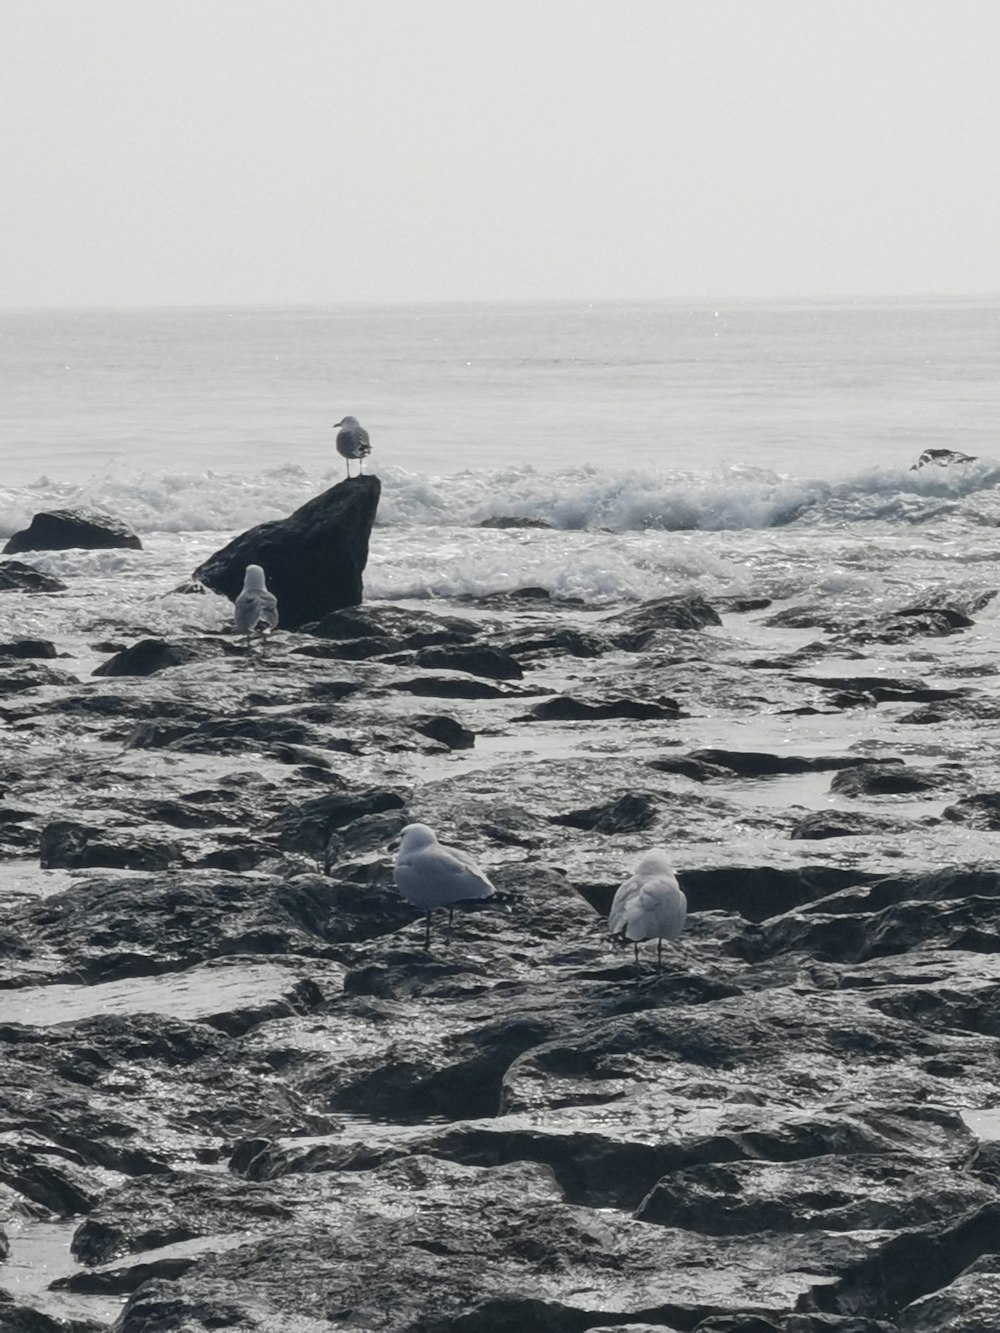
[194,475,381,629]
[3,509,142,555]
[2,584,1000,1329]
[0,560,69,593]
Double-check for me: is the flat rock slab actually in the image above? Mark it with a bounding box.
[104,1155,886,1333]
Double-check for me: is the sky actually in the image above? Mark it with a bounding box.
[2,0,999,307]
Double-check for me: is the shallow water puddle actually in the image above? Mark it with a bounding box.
[0,860,76,901]
[0,959,310,1027]
[961,1109,1000,1142]
[2,1216,123,1325]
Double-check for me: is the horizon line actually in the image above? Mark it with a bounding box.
[3,290,1000,315]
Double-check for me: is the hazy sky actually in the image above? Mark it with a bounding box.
[2,0,999,306]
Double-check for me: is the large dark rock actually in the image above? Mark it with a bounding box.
[3,508,142,553]
[194,476,381,630]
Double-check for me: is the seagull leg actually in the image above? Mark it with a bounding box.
[423,912,432,950]
[657,938,663,974]
[445,906,454,947]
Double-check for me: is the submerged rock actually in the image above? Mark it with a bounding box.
[0,560,68,593]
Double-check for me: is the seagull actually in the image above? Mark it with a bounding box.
[334,415,372,478]
[393,822,495,949]
[233,564,279,650]
[608,849,686,975]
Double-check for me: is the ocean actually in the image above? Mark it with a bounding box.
[2,298,1000,638]
[4,301,1000,1328]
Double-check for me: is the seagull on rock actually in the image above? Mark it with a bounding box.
[608,849,687,975]
[233,564,279,649]
[334,415,372,478]
[393,822,496,949]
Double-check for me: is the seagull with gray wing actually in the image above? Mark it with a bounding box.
[233,564,279,651]
[609,849,686,976]
[334,415,372,478]
[393,822,495,949]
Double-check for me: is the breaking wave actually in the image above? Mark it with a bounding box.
[1,456,999,540]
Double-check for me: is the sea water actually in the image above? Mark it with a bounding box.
[2,298,1000,635]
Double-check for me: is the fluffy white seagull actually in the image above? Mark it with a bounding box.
[233,564,279,649]
[394,822,495,949]
[608,849,687,974]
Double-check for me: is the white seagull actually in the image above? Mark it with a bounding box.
[334,415,372,478]
[608,849,687,975]
[233,564,279,650]
[393,822,495,949]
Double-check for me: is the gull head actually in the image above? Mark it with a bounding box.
[633,849,674,878]
[241,564,267,592]
[397,823,439,854]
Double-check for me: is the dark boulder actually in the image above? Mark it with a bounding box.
[294,637,399,661]
[414,644,524,680]
[92,638,223,677]
[0,639,58,659]
[3,508,142,553]
[392,677,511,700]
[551,792,660,834]
[524,695,680,722]
[0,560,68,593]
[306,603,479,646]
[911,447,978,469]
[500,628,610,659]
[412,715,476,750]
[194,476,380,630]
[790,811,898,840]
[829,764,945,797]
[689,749,868,777]
[647,755,735,782]
[0,663,78,694]
[944,793,1000,830]
[607,594,723,633]
[266,788,406,856]
[39,820,182,872]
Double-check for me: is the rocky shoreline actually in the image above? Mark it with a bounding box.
[2,490,1000,1330]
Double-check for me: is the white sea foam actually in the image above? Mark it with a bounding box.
[2,457,999,543]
